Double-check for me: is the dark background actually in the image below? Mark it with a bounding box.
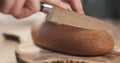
[82,0,120,19]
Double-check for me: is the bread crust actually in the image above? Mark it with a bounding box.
[32,21,114,56]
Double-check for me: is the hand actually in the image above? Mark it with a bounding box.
[0,0,84,19]
[0,0,40,18]
[44,0,84,14]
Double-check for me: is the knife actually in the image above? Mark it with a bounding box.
[40,2,118,30]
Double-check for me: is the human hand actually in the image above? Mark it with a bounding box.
[44,0,84,14]
[0,0,84,19]
[0,0,40,18]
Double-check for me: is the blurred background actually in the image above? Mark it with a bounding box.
[82,0,120,19]
[81,0,120,34]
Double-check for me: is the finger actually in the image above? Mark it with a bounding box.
[10,0,25,18]
[44,0,69,10]
[0,0,16,14]
[11,0,40,18]
[69,0,84,14]
[25,0,40,13]
[22,0,40,18]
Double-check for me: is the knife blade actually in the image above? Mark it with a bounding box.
[40,2,118,30]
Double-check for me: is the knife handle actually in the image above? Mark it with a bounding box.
[40,2,53,14]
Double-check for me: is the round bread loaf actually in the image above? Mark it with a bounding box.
[32,21,114,56]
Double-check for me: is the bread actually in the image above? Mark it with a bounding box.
[32,21,114,56]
